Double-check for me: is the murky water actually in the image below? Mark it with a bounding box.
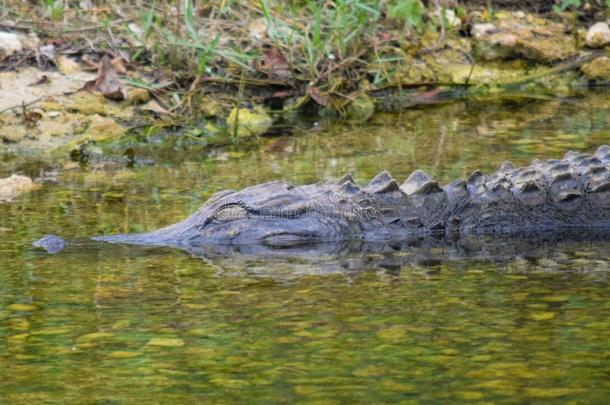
[1,93,610,403]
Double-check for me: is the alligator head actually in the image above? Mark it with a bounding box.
[91,171,442,248]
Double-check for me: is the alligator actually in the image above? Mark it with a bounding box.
[34,145,610,255]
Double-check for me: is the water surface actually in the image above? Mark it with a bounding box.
[1,93,610,403]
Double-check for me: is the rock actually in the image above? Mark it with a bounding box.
[0,174,37,202]
[442,9,461,29]
[0,32,22,58]
[472,12,575,64]
[66,92,110,115]
[0,126,29,143]
[40,44,55,60]
[227,105,273,137]
[66,92,133,119]
[581,56,610,81]
[82,114,126,141]
[585,22,610,48]
[32,234,67,254]
[346,95,375,122]
[0,32,39,59]
[200,96,223,118]
[126,87,150,105]
[56,55,81,75]
[471,23,498,39]
[438,62,527,85]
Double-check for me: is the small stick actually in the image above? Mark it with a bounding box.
[499,51,604,87]
[0,97,42,115]
[420,0,446,55]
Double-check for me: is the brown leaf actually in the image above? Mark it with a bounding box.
[307,86,329,106]
[138,99,174,116]
[260,47,291,79]
[81,55,126,100]
[111,57,127,74]
[81,55,100,71]
[271,90,294,98]
[411,88,444,105]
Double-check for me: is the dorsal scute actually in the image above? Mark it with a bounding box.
[498,161,515,173]
[564,150,589,163]
[368,171,393,186]
[595,145,609,159]
[365,171,401,194]
[400,170,441,196]
[336,174,354,185]
[444,178,468,202]
[333,174,358,192]
[467,170,484,185]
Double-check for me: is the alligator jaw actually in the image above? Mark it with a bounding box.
[91,214,204,247]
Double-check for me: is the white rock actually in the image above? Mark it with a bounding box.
[585,22,610,48]
[441,9,461,28]
[40,44,55,60]
[471,23,498,39]
[0,31,22,57]
[0,174,36,202]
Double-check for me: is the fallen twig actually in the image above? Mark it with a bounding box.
[0,97,42,115]
[500,51,604,87]
[420,0,446,55]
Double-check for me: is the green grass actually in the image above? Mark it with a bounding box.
[1,0,608,117]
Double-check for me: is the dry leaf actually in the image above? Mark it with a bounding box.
[111,57,127,74]
[81,55,126,101]
[260,47,291,79]
[139,99,174,116]
[307,86,329,106]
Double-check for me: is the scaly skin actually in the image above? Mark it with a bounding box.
[35,145,610,253]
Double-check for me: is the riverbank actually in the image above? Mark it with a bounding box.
[0,1,609,161]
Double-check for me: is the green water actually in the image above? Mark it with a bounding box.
[1,94,610,403]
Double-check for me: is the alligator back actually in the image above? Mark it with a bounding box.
[444,145,610,234]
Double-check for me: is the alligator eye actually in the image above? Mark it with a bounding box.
[214,205,249,221]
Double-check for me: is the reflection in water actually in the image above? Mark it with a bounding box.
[1,93,610,402]
[188,233,610,279]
